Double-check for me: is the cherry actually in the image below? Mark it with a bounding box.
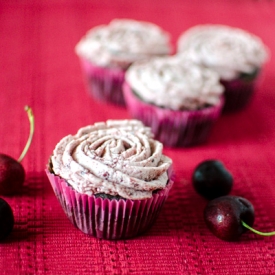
[204,195,255,241]
[0,197,14,240]
[192,160,233,200]
[0,106,34,195]
[0,155,25,195]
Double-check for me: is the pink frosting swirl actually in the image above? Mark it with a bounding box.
[75,19,171,69]
[125,56,224,110]
[177,24,269,80]
[51,120,172,200]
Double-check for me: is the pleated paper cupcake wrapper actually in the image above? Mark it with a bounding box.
[80,58,126,106]
[221,77,260,113]
[123,82,224,147]
[46,170,174,240]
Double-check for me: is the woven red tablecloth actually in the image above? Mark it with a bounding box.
[1,0,275,274]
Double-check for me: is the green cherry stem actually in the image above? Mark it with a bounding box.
[18,106,35,163]
[241,220,275,237]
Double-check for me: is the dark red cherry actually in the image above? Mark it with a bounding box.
[192,160,233,200]
[0,106,34,195]
[0,154,25,195]
[0,197,14,240]
[204,195,255,241]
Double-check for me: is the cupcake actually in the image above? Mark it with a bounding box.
[123,56,224,147]
[46,120,173,240]
[177,24,269,113]
[75,19,172,106]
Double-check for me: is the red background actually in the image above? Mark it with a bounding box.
[1,0,275,274]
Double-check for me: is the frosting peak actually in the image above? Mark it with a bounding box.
[51,120,172,200]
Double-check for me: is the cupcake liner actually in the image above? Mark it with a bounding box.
[46,169,174,240]
[221,77,260,113]
[123,82,224,147]
[79,58,126,106]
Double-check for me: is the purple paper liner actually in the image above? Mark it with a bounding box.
[221,77,259,113]
[122,82,224,147]
[45,169,174,240]
[79,58,126,106]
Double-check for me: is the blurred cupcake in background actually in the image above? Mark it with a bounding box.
[177,24,269,113]
[123,56,224,147]
[75,19,172,106]
[46,119,174,240]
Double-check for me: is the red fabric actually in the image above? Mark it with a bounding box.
[1,0,275,274]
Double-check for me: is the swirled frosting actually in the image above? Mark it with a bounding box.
[177,25,269,80]
[75,19,171,69]
[125,56,224,110]
[51,120,172,200]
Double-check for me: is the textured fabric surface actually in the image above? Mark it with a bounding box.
[0,0,275,274]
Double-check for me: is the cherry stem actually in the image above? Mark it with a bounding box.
[18,106,35,163]
[241,220,275,236]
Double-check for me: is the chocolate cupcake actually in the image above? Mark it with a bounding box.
[177,24,269,112]
[46,120,173,240]
[123,56,224,147]
[75,19,172,106]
